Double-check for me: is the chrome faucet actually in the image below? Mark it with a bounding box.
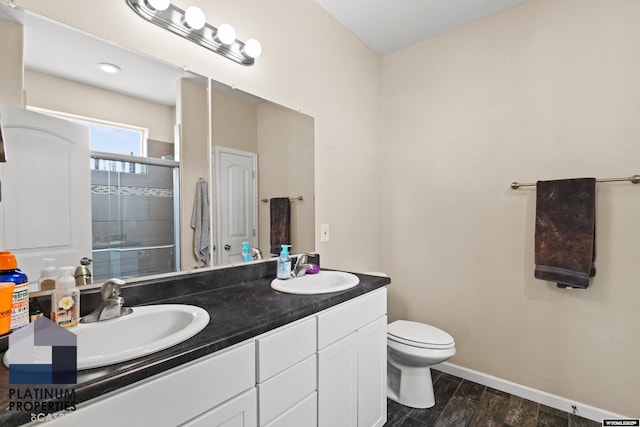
[292,254,314,278]
[251,247,263,260]
[81,279,133,323]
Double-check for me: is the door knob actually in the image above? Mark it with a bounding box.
[224,244,231,250]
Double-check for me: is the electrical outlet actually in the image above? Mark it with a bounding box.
[321,224,330,242]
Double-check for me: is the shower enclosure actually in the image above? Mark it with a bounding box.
[90,153,180,282]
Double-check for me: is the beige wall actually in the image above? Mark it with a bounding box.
[177,78,210,270]
[257,102,315,255]
[0,17,23,107]
[382,0,640,417]
[24,70,175,142]
[211,90,257,154]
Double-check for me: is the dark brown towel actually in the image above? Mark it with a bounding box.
[270,197,291,255]
[534,178,596,289]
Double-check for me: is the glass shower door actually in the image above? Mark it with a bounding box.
[90,154,180,282]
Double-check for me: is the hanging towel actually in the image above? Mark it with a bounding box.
[191,180,210,265]
[270,197,291,255]
[534,178,596,289]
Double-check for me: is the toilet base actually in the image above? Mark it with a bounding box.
[387,362,436,409]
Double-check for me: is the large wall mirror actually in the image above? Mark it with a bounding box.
[0,5,315,291]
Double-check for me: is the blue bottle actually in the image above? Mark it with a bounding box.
[0,251,29,331]
[241,242,252,262]
[276,245,292,280]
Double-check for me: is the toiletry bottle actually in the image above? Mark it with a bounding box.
[38,258,57,291]
[29,297,44,322]
[51,266,80,328]
[0,251,29,332]
[241,242,252,262]
[276,244,292,280]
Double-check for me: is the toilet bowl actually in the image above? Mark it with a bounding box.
[387,320,456,409]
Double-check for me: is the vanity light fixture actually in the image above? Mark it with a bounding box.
[126,0,262,66]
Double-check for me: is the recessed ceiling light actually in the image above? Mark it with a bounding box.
[97,63,121,74]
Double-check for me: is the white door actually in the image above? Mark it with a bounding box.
[212,146,257,265]
[0,105,91,283]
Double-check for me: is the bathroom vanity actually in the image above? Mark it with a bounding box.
[0,260,390,427]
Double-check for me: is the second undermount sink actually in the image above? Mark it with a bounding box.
[271,270,360,294]
[3,304,210,371]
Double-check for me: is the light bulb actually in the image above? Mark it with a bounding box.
[242,39,262,59]
[184,6,206,30]
[215,24,236,45]
[146,0,170,11]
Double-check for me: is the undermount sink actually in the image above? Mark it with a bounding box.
[271,271,360,294]
[3,304,210,370]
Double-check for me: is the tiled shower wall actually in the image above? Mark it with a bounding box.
[91,160,178,282]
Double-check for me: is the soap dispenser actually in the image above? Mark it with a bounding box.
[241,242,252,262]
[51,266,80,328]
[276,244,292,280]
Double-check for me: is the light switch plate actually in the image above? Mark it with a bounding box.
[321,224,329,242]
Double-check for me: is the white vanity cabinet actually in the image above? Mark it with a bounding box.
[317,288,387,427]
[40,341,256,427]
[34,287,387,427]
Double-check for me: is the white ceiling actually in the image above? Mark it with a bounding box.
[314,0,528,55]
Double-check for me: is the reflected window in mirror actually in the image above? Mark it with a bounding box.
[29,108,148,156]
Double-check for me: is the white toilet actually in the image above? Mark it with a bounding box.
[386,320,456,409]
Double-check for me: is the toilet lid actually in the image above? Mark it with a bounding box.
[387,320,454,348]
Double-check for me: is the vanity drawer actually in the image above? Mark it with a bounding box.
[317,287,387,350]
[264,391,317,427]
[258,354,316,426]
[257,316,316,382]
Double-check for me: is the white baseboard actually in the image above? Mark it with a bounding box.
[433,362,628,423]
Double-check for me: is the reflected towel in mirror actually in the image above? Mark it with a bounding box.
[191,179,210,265]
[270,197,291,255]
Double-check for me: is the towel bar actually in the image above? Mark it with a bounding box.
[261,196,304,203]
[510,175,640,190]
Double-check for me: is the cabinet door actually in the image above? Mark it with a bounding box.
[181,388,257,427]
[358,316,387,427]
[318,332,358,427]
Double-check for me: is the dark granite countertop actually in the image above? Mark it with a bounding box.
[0,260,390,426]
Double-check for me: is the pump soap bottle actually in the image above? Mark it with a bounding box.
[38,258,57,291]
[51,266,80,328]
[276,244,292,280]
[241,242,252,262]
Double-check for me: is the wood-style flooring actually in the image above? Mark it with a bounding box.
[384,369,601,427]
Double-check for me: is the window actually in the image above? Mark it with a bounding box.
[88,122,144,156]
[27,107,148,156]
